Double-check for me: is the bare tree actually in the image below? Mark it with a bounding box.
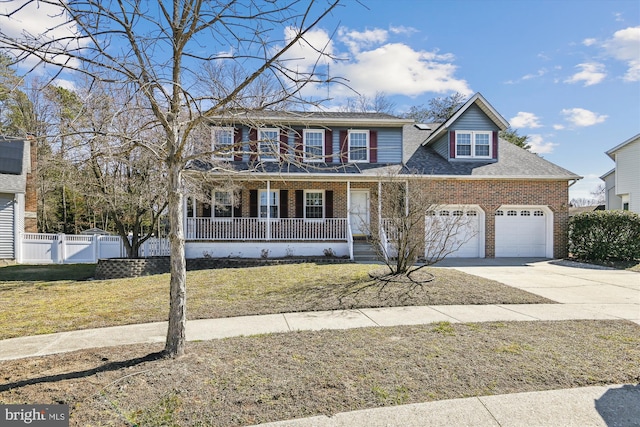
[0,0,343,357]
[402,92,467,123]
[364,171,478,278]
[340,91,396,114]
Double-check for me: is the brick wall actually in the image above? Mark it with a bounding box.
[192,178,570,258]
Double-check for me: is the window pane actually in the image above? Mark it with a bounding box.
[259,190,279,218]
[475,133,490,156]
[214,191,232,217]
[305,192,324,219]
[457,133,471,156]
[349,132,368,161]
[259,129,279,160]
[212,128,233,157]
[305,131,324,160]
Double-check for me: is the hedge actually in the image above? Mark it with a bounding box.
[569,210,640,262]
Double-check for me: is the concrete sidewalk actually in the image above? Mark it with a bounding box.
[249,384,640,427]
[1,302,638,361]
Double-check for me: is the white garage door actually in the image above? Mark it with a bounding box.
[426,207,482,258]
[495,208,547,257]
[0,195,15,259]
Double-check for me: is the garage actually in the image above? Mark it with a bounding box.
[426,205,484,258]
[495,207,550,257]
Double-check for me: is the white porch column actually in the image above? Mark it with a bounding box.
[378,180,382,233]
[405,180,409,217]
[347,181,353,260]
[266,180,271,240]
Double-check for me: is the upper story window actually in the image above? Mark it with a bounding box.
[455,131,492,159]
[304,129,324,162]
[348,130,369,162]
[212,127,234,159]
[258,128,280,162]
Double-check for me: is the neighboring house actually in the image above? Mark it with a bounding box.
[0,136,37,260]
[184,93,580,260]
[601,133,640,213]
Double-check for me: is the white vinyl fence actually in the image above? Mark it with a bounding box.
[18,233,169,264]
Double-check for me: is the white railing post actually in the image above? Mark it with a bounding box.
[57,233,65,264]
[94,234,99,262]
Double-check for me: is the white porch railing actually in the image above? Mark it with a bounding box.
[18,233,169,264]
[186,217,348,241]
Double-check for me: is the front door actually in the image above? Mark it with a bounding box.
[349,190,370,236]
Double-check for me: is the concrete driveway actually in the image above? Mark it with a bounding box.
[434,258,640,323]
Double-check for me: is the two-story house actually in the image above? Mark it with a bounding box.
[184,93,581,260]
[601,133,640,213]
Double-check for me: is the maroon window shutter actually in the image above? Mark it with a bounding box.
[449,131,456,158]
[249,128,258,161]
[369,130,378,163]
[492,131,499,159]
[339,130,348,163]
[233,190,242,217]
[294,129,303,162]
[233,127,243,161]
[324,129,333,163]
[249,190,258,217]
[325,190,334,218]
[280,190,289,218]
[280,129,288,157]
[295,190,304,218]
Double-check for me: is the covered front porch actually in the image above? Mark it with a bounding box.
[182,179,385,259]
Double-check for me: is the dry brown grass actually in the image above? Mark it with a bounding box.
[0,263,551,340]
[0,320,638,426]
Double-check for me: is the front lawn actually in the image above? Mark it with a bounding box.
[0,320,638,426]
[0,263,552,340]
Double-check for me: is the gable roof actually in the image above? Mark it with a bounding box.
[404,124,580,180]
[605,133,640,160]
[422,93,510,146]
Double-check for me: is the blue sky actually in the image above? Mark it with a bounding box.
[289,0,640,200]
[3,0,638,201]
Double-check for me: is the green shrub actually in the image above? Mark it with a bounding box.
[569,211,640,262]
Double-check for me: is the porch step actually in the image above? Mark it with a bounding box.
[352,240,381,263]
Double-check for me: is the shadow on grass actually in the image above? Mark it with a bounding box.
[0,351,165,392]
[0,264,96,282]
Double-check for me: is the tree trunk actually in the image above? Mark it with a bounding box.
[164,155,187,358]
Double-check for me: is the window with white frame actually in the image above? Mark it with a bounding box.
[258,128,280,161]
[213,191,233,218]
[305,190,324,219]
[455,131,492,158]
[348,130,369,162]
[304,129,324,162]
[212,127,234,159]
[259,190,279,218]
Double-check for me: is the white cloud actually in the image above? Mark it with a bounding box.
[527,134,557,154]
[564,62,607,86]
[280,27,338,72]
[602,26,640,82]
[582,38,597,46]
[553,124,565,130]
[389,25,419,36]
[510,112,542,129]
[330,42,471,97]
[285,26,471,100]
[561,108,608,127]
[0,1,83,70]
[338,28,388,54]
